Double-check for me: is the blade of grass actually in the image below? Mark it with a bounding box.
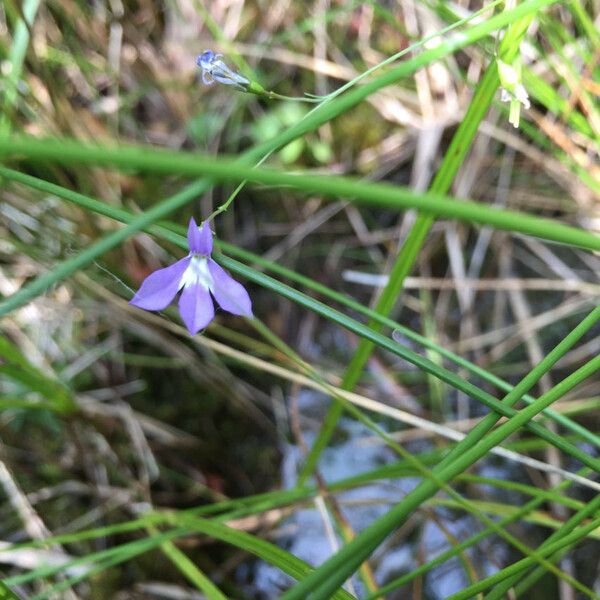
[173,516,357,600]
[3,527,191,587]
[0,0,41,135]
[244,0,558,161]
[0,177,210,317]
[0,139,599,254]
[0,458,438,561]
[0,335,76,413]
[5,519,357,600]
[149,530,228,600]
[485,480,600,597]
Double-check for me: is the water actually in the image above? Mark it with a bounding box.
[245,390,500,599]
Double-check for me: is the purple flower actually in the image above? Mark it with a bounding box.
[129,218,252,334]
[196,49,250,90]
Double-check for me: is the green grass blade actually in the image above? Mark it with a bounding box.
[0,139,598,254]
[152,536,228,600]
[0,335,75,413]
[0,0,41,135]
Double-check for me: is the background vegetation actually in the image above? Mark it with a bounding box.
[0,0,599,598]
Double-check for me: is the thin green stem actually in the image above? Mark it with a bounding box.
[146,525,227,600]
[0,139,598,254]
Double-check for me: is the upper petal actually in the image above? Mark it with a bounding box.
[129,256,191,311]
[187,217,201,253]
[207,259,253,317]
[197,221,213,255]
[188,217,213,255]
[178,283,215,334]
[197,50,214,69]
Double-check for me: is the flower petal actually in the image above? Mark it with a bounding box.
[187,217,213,255]
[187,217,201,253]
[178,283,215,334]
[208,259,253,317]
[197,50,214,69]
[129,257,191,311]
[197,221,213,255]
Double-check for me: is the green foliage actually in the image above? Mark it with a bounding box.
[0,336,75,414]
